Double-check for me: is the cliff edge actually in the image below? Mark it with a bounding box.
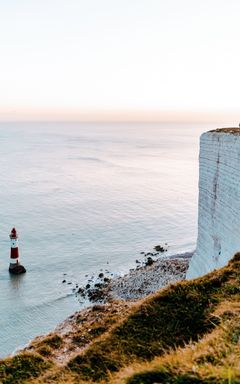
[187,127,240,279]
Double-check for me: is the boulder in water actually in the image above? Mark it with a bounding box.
[9,265,26,275]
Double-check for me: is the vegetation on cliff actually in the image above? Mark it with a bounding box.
[0,254,240,383]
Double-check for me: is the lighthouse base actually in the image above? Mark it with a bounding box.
[9,265,26,275]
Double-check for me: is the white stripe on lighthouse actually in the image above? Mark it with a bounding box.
[10,258,19,264]
[11,239,18,248]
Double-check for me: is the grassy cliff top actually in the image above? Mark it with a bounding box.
[1,254,240,384]
[209,127,240,134]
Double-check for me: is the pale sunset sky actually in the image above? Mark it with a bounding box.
[0,0,240,122]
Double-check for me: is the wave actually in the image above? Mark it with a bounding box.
[29,291,77,313]
[69,155,114,166]
[74,156,104,162]
[69,155,156,173]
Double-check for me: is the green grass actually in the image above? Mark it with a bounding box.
[36,335,63,350]
[126,370,209,384]
[30,334,63,358]
[0,353,51,384]
[123,312,240,384]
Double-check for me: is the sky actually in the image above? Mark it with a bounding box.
[0,0,240,122]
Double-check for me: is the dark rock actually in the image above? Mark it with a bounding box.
[62,280,66,283]
[87,288,105,302]
[86,284,91,289]
[103,277,110,283]
[154,245,165,252]
[145,257,154,266]
[98,273,104,279]
[77,287,85,295]
[9,265,26,275]
[92,304,105,311]
[136,260,140,264]
[94,283,103,289]
[140,251,145,254]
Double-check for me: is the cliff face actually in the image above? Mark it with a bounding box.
[187,128,240,279]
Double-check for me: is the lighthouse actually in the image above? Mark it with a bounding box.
[9,228,26,274]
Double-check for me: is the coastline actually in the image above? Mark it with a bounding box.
[23,250,193,365]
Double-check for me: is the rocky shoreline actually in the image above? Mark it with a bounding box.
[76,248,193,302]
[23,248,193,364]
[108,252,192,300]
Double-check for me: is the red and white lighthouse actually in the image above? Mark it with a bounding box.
[9,228,26,274]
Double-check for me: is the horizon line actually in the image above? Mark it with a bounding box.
[0,109,239,124]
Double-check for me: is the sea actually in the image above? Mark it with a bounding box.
[0,122,217,357]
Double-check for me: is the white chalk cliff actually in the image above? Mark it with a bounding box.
[187,128,240,279]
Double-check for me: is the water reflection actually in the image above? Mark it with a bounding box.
[9,273,26,293]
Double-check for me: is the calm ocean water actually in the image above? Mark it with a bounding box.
[0,122,214,357]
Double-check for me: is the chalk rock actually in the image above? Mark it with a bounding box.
[187,128,240,279]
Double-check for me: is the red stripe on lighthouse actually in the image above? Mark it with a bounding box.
[10,247,19,259]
